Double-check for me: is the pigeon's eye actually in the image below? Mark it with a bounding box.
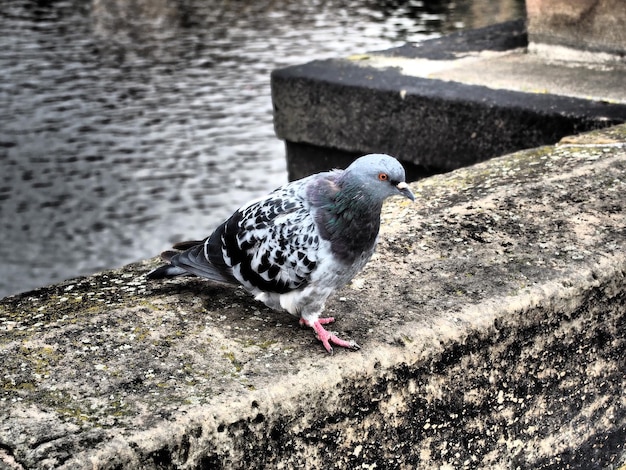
[378,173,389,181]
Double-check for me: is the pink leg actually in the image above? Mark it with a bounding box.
[299,317,335,326]
[300,318,360,354]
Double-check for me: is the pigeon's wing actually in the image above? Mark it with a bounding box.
[210,179,326,294]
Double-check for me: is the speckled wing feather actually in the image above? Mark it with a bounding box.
[147,174,332,290]
[209,176,325,294]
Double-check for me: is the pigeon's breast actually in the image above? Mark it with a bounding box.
[320,206,381,265]
[311,237,375,291]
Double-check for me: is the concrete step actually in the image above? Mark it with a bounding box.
[271,20,626,181]
[1,124,624,469]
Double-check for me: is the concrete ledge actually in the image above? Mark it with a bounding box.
[271,20,626,180]
[1,125,625,469]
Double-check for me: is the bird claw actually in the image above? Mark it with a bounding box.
[300,318,360,353]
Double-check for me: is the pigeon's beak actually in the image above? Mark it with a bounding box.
[396,181,415,201]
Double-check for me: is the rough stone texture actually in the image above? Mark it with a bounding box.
[1,125,625,469]
[271,20,626,181]
[526,0,626,55]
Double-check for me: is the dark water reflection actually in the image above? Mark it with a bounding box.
[0,0,525,298]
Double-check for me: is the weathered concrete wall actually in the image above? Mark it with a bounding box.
[1,125,625,469]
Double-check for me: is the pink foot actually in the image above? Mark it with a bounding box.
[300,318,360,354]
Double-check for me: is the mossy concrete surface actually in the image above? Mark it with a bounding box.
[1,125,625,469]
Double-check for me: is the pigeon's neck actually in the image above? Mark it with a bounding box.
[322,181,383,263]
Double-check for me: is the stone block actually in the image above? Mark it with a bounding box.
[271,20,626,180]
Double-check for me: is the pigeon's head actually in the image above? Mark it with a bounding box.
[342,154,415,203]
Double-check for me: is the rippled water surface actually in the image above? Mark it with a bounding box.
[0,0,525,297]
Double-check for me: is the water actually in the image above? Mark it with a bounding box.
[0,0,525,298]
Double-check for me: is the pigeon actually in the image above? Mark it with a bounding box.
[147,154,415,353]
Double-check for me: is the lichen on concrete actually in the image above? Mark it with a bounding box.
[1,125,625,469]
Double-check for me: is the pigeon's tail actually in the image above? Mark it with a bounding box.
[147,240,237,286]
[171,240,205,251]
[146,263,190,279]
